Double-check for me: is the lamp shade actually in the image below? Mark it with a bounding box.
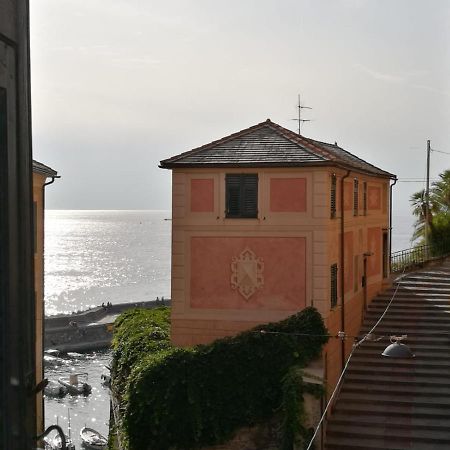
[382,341,415,358]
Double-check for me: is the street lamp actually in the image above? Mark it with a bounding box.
[382,335,414,358]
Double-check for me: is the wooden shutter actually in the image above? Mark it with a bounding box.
[353,178,359,216]
[242,175,258,218]
[330,174,336,218]
[226,175,241,217]
[331,264,338,308]
[226,174,258,218]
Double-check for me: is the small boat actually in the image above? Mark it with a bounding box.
[44,380,68,398]
[44,354,68,367]
[58,372,92,396]
[80,427,107,449]
[43,414,76,450]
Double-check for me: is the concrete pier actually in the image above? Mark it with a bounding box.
[44,299,170,352]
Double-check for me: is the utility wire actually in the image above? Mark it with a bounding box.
[431,148,450,155]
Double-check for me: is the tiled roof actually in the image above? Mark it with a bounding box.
[32,160,58,177]
[160,119,396,178]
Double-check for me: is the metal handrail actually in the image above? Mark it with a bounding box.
[390,244,450,273]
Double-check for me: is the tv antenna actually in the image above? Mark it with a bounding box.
[291,94,312,135]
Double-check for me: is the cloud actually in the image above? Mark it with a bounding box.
[354,64,449,96]
[353,64,405,83]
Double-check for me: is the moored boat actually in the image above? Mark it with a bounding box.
[44,380,68,398]
[58,372,92,395]
[80,427,107,449]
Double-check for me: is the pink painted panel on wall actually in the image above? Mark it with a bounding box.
[190,237,306,310]
[344,231,354,293]
[367,227,381,276]
[190,179,214,212]
[270,178,307,212]
[343,182,352,211]
[368,186,381,210]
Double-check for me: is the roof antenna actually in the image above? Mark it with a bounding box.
[291,94,312,135]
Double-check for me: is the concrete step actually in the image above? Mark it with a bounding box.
[326,441,439,450]
[341,383,450,397]
[325,436,446,450]
[364,311,450,321]
[354,348,449,361]
[358,325,450,337]
[366,306,450,315]
[348,356,450,371]
[344,372,450,388]
[338,392,450,409]
[358,343,450,355]
[330,411,449,430]
[347,365,450,379]
[333,401,450,419]
[327,423,450,445]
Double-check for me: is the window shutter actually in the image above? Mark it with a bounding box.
[330,174,337,218]
[331,264,338,308]
[242,175,258,217]
[226,175,241,217]
[363,182,367,215]
[226,174,258,218]
[353,178,359,216]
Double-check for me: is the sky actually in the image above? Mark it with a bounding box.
[30,0,450,218]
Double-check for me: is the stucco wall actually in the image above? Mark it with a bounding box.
[33,171,46,434]
[169,164,391,412]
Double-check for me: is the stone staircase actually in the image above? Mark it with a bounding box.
[325,262,450,450]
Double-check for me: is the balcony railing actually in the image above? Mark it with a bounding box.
[391,243,450,273]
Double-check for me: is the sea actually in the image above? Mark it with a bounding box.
[43,209,415,446]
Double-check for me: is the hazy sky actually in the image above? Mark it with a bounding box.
[31,0,450,217]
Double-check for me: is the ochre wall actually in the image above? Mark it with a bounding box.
[169,166,391,394]
[171,167,330,346]
[33,172,46,435]
[324,171,390,393]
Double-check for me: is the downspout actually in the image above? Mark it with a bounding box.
[340,169,351,372]
[389,178,397,275]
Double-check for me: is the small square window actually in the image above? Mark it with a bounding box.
[226,174,258,218]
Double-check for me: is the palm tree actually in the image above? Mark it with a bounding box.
[410,170,450,250]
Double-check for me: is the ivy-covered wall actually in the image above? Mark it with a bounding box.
[110,307,328,450]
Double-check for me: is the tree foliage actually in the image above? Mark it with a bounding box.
[410,169,450,251]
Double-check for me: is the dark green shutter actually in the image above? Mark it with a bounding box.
[226,174,258,218]
[331,264,338,308]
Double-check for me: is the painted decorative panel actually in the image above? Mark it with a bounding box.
[344,231,354,293]
[368,186,381,210]
[190,237,306,310]
[190,178,214,212]
[270,178,307,212]
[343,182,352,211]
[367,227,381,276]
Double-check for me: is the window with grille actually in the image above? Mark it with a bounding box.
[363,181,367,215]
[330,174,337,218]
[353,178,359,216]
[226,174,258,218]
[330,263,338,308]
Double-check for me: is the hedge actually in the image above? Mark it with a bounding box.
[111,306,328,450]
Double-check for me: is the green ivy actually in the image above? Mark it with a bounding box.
[110,307,328,450]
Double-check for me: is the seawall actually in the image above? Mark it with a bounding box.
[45,299,170,352]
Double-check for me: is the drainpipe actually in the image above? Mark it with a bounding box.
[388,178,397,276]
[340,169,351,372]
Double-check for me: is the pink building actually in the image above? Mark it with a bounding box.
[160,119,396,389]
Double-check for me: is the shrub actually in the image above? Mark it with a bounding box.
[111,307,328,450]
